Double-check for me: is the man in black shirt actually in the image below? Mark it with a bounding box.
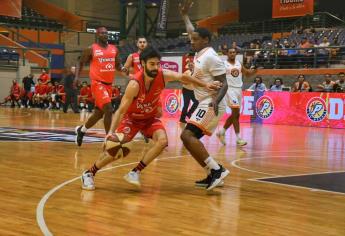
[63,66,79,113]
[22,74,35,108]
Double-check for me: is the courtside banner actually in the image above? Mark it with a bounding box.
[272,0,314,18]
[161,90,345,128]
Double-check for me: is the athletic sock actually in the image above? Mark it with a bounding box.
[81,125,88,133]
[132,161,146,172]
[88,163,99,176]
[204,156,220,170]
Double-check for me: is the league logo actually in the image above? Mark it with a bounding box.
[165,93,179,114]
[306,97,327,122]
[256,96,274,119]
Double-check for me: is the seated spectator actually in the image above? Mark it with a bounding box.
[317,74,336,92]
[78,81,94,112]
[334,72,345,92]
[270,78,286,91]
[232,41,242,51]
[247,77,267,92]
[292,75,310,92]
[315,36,330,55]
[245,42,256,67]
[1,80,21,107]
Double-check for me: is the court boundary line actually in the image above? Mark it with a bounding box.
[36,155,188,236]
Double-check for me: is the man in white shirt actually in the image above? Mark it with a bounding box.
[179,0,230,190]
[216,48,256,146]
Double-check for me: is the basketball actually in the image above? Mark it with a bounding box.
[104,133,123,157]
[104,133,131,158]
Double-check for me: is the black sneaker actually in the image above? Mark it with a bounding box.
[75,126,85,146]
[206,165,230,191]
[195,175,224,188]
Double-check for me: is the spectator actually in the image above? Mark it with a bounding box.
[247,77,267,92]
[245,42,256,67]
[317,74,336,92]
[270,78,285,91]
[316,36,330,54]
[232,41,242,51]
[292,75,310,92]
[335,72,345,92]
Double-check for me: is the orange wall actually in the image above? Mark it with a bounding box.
[0,26,59,44]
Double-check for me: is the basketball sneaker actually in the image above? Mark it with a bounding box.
[75,126,85,146]
[195,175,224,188]
[206,165,230,191]
[236,138,247,146]
[124,171,141,187]
[81,171,95,190]
[216,131,226,146]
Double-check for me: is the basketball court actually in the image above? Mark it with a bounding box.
[0,108,344,235]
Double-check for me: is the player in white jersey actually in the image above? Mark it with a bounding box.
[179,0,230,191]
[216,48,257,146]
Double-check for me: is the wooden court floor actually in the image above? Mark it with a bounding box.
[0,108,344,236]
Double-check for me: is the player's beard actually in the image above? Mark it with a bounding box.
[145,67,158,78]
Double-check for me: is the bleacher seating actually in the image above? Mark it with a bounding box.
[0,6,63,31]
[0,46,19,65]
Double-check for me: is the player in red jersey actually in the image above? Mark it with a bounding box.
[122,36,158,141]
[1,80,21,107]
[122,36,147,75]
[75,26,124,146]
[81,46,222,190]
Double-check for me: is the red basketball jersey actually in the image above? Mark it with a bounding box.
[89,43,118,84]
[131,52,142,74]
[126,69,165,120]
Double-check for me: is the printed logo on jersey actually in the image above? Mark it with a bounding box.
[165,93,179,114]
[256,96,274,119]
[230,68,240,77]
[94,49,103,56]
[306,97,327,122]
[0,127,104,143]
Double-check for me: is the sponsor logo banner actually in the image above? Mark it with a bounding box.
[272,0,314,18]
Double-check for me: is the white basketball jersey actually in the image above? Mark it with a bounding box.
[225,60,243,88]
[193,47,226,101]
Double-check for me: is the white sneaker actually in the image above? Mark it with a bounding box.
[124,171,141,187]
[81,171,95,190]
[236,138,247,146]
[216,131,226,146]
